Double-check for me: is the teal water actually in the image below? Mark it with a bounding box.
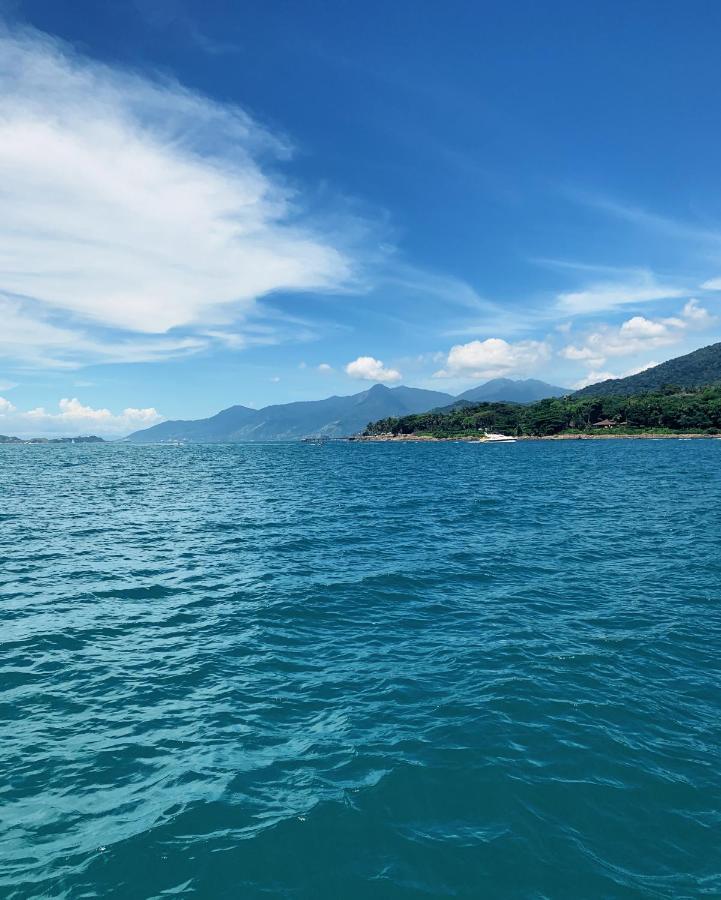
[1,441,720,899]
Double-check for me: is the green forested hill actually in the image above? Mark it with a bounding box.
[364,386,721,437]
[574,341,721,397]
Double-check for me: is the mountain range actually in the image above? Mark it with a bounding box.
[573,341,721,397]
[126,378,567,442]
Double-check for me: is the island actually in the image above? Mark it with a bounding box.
[0,435,105,445]
[358,385,721,440]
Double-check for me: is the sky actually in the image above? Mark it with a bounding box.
[1,0,721,436]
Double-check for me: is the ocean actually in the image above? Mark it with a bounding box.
[2,440,720,899]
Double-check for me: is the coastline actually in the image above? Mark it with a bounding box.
[353,432,719,442]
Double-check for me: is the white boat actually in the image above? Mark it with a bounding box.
[482,432,517,443]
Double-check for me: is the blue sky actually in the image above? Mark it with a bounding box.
[1,0,721,435]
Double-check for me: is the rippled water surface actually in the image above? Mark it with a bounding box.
[2,441,721,898]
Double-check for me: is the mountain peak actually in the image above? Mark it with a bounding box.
[457,378,567,404]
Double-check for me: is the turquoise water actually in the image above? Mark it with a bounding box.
[2,441,720,899]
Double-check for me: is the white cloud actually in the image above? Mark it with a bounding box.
[681,298,716,326]
[560,301,715,367]
[701,278,721,291]
[269,376,281,383]
[573,361,658,390]
[625,361,660,376]
[572,369,619,389]
[559,344,600,362]
[620,316,669,339]
[0,397,17,414]
[1,397,163,437]
[317,363,333,373]
[345,356,402,383]
[0,28,351,365]
[556,271,683,316]
[434,338,551,379]
[559,321,667,365]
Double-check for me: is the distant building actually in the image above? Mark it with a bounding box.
[591,419,616,428]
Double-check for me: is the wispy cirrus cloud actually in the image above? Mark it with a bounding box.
[555,270,684,316]
[0,297,207,369]
[549,193,721,330]
[565,190,721,247]
[379,264,491,314]
[0,26,353,365]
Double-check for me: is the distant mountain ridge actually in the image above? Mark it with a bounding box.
[0,435,104,444]
[573,341,721,398]
[456,378,567,403]
[126,378,567,442]
[127,385,454,443]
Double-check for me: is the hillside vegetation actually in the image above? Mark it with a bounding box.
[573,341,721,397]
[364,386,721,438]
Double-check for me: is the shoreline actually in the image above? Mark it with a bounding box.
[353,432,719,442]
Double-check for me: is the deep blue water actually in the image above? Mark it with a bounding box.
[2,440,720,899]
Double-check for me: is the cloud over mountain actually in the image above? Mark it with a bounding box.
[560,301,716,376]
[434,338,551,380]
[345,356,402,383]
